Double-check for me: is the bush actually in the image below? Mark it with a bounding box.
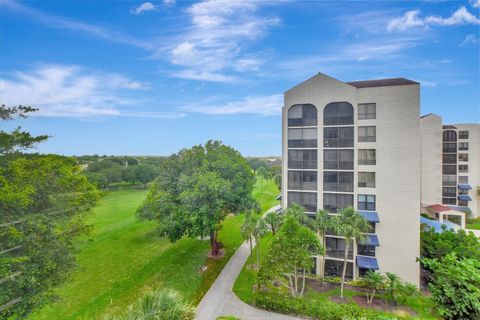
[254,293,403,320]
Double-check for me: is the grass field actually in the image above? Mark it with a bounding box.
[30,176,279,320]
[467,217,480,230]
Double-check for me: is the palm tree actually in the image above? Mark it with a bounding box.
[104,288,195,320]
[386,272,401,307]
[287,203,313,228]
[241,212,258,260]
[363,270,385,304]
[264,210,283,235]
[332,207,371,300]
[253,218,268,269]
[314,209,331,281]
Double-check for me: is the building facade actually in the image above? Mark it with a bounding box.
[419,117,480,217]
[282,73,421,286]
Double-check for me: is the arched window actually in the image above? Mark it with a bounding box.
[443,130,457,142]
[288,104,317,127]
[323,102,354,125]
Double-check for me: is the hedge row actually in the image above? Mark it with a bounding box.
[254,293,409,320]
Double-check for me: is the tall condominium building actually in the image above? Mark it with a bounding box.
[282,73,421,286]
[421,115,480,218]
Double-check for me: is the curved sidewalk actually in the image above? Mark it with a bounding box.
[196,205,300,320]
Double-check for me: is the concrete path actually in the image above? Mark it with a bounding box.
[196,205,300,320]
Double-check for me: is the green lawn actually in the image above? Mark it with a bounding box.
[467,218,480,230]
[30,176,278,320]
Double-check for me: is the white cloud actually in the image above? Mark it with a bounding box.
[471,0,480,9]
[388,6,480,32]
[0,65,184,119]
[166,0,280,81]
[163,0,175,5]
[131,2,156,15]
[183,94,282,116]
[461,33,479,46]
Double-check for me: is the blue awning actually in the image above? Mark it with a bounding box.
[358,211,379,223]
[365,234,379,246]
[447,205,471,213]
[458,184,472,190]
[421,216,459,233]
[356,256,379,270]
[458,195,472,201]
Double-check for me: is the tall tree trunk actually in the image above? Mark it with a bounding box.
[300,268,306,296]
[340,240,349,300]
[320,234,326,283]
[294,267,298,296]
[209,229,219,256]
[256,239,260,270]
[369,289,376,304]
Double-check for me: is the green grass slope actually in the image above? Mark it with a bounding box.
[31,177,279,320]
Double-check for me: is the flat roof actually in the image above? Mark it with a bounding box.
[346,78,419,88]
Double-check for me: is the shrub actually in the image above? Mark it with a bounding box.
[254,292,403,320]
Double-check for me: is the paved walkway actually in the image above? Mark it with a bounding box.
[196,205,300,320]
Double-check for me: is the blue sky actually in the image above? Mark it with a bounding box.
[1,0,479,156]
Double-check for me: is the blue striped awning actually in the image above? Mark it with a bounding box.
[458,195,472,201]
[447,205,471,213]
[458,184,472,190]
[356,256,379,270]
[358,211,380,223]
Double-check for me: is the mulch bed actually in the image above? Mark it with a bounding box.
[352,296,417,317]
[207,248,225,259]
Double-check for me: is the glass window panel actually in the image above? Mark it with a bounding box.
[459,142,468,151]
[442,154,456,164]
[442,165,457,175]
[288,150,317,169]
[324,259,353,280]
[358,172,375,188]
[459,131,469,139]
[442,175,456,186]
[288,128,317,148]
[458,176,468,183]
[358,103,376,120]
[288,104,317,127]
[324,102,354,125]
[459,165,468,173]
[326,237,353,259]
[443,130,457,142]
[323,193,353,213]
[358,126,376,142]
[358,194,376,211]
[359,149,376,165]
[288,191,317,212]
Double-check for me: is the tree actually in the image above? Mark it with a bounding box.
[264,211,283,235]
[132,164,158,188]
[253,218,268,270]
[104,289,195,320]
[241,212,258,261]
[0,105,48,156]
[83,171,108,189]
[287,203,313,229]
[248,158,269,173]
[332,207,371,300]
[363,270,385,304]
[137,141,256,256]
[385,272,401,307]
[261,214,323,296]
[421,253,480,320]
[0,155,98,318]
[313,209,331,280]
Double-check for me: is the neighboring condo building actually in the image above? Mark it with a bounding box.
[282,73,421,286]
[421,116,480,219]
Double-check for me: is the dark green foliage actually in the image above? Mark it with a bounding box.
[0,104,48,156]
[420,227,480,263]
[0,155,99,318]
[421,253,480,320]
[254,293,401,320]
[137,140,256,255]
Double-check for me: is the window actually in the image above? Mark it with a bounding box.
[459,142,468,150]
[323,193,354,213]
[458,176,468,184]
[288,128,317,148]
[323,102,354,125]
[442,175,456,186]
[323,150,354,170]
[358,194,375,211]
[288,150,317,169]
[443,130,457,142]
[442,154,456,164]
[288,191,317,212]
[459,165,468,173]
[324,259,353,280]
[288,104,317,127]
[358,172,375,188]
[459,131,469,139]
[324,172,354,192]
[442,197,456,205]
[442,143,457,153]
[443,165,456,175]
[326,237,353,259]
[288,171,317,190]
[358,149,376,165]
[358,103,376,120]
[459,189,469,195]
[324,127,354,147]
[458,200,468,206]
[358,126,376,142]
[442,187,456,197]
[459,154,469,162]
[357,245,376,257]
